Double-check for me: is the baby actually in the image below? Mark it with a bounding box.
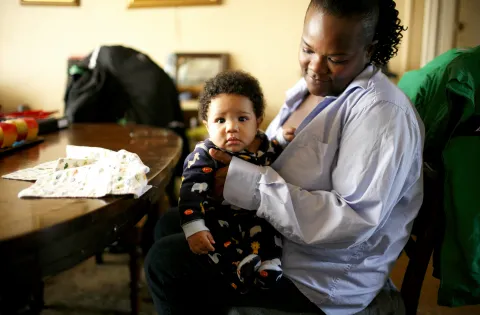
[179,70,295,293]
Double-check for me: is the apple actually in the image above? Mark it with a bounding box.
[4,118,38,141]
[23,118,39,141]
[0,122,18,148]
[5,119,27,141]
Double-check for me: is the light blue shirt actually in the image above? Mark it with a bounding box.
[224,65,425,315]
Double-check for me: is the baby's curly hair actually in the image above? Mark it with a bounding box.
[198,70,265,121]
[309,0,407,66]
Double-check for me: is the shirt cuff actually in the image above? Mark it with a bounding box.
[274,128,289,147]
[224,157,261,210]
[182,219,209,238]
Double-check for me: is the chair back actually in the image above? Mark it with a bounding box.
[401,91,466,315]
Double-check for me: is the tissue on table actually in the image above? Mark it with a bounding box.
[2,145,151,198]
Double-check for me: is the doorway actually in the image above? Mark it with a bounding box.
[456,0,480,48]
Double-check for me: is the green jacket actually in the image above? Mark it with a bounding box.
[398,46,480,307]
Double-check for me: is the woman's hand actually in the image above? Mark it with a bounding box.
[209,148,232,199]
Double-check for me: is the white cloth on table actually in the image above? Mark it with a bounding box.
[2,145,151,199]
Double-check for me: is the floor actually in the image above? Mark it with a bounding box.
[43,254,155,315]
[41,253,480,315]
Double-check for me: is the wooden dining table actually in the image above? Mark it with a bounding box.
[0,123,182,315]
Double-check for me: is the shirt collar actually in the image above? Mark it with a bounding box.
[284,64,378,108]
[344,64,376,91]
[284,78,308,109]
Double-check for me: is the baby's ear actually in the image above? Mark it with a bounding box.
[256,116,263,128]
[202,120,209,131]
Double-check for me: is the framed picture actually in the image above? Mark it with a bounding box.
[172,53,229,97]
[20,0,80,5]
[128,0,221,8]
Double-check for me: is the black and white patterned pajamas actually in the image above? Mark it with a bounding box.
[179,132,284,292]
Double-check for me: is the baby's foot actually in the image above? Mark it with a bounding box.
[237,254,261,285]
[255,258,283,289]
[229,280,249,295]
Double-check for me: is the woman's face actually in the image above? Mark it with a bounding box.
[299,8,374,96]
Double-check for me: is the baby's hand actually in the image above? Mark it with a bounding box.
[187,230,215,255]
[283,127,296,142]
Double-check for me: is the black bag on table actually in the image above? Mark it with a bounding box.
[64,45,189,180]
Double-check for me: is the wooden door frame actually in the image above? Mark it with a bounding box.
[420,0,460,67]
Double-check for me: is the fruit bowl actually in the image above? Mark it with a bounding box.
[0,110,57,120]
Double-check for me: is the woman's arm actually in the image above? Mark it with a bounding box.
[221,103,423,248]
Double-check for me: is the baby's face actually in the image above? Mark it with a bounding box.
[203,93,261,152]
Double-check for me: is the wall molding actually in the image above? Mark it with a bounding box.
[438,0,459,54]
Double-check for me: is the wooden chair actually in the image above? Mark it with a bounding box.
[400,95,465,314]
[400,161,441,315]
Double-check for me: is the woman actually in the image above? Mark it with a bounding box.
[145,1,424,314]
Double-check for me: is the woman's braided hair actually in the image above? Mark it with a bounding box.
[309,0,407,66]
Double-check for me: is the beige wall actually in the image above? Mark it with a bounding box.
[0,0,422,123]
[0,0,308,122]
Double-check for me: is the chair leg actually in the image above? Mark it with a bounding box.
[95,253,104,264]
[165,176,178,207]
[128,226,142,315]
[31,280,44,314]
[401,232,435,315]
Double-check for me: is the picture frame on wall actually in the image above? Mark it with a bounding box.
[20,0,80,6]
[171,53,229,97]
[128,0,221,8]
